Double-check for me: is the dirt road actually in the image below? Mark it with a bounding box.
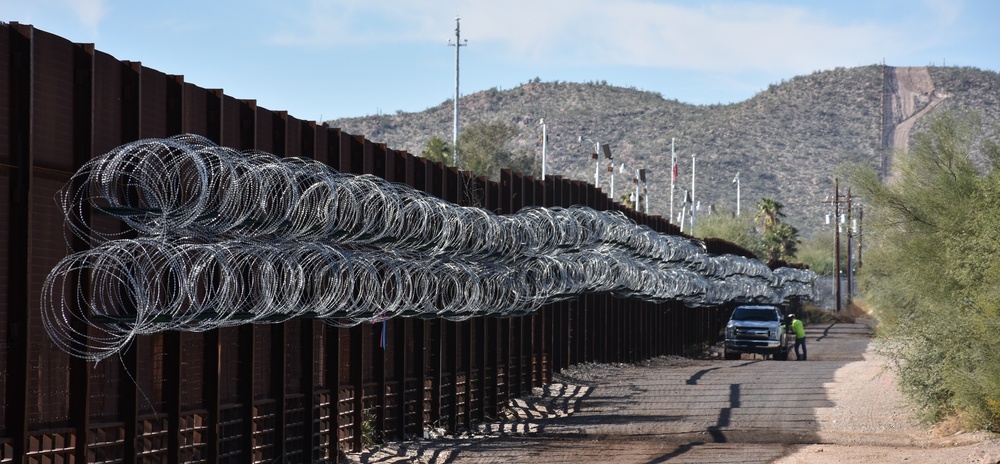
[883,66,948,177]
[351,319,1000,463]
[888,66,947,153]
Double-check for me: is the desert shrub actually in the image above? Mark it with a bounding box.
[854,110,1000,430]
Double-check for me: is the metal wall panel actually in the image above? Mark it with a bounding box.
[0,23,740,464]
[30,30,75,172]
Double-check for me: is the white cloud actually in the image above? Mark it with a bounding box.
[58,0,108,35]
[1,0,107,37]
[458,1,913,73]
[921,0,962,25]
[269,0,447,46]
[270,0,961,73]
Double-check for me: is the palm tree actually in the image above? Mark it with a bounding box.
[763,222,800,261]
[421,136,452,165]
[754,197,786,233]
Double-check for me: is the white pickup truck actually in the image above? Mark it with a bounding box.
[723,305,791,360]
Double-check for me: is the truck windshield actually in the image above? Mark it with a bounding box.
[731,307,778,322]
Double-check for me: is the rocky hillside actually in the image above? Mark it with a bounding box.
[328,65,1000,236]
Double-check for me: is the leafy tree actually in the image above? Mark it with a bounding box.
[421,136,452,165]
[457,121,539,180]
[796,230,836,275]
[619,193,635,210]
[620,193,645,211]
[695,201,801,261]
[694,209,762,256]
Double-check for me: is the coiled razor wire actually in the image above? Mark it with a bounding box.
[43,134,816,361]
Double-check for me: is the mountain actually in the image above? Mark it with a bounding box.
[327,65,1000,236]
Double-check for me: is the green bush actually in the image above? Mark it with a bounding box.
[854,110,1000,430]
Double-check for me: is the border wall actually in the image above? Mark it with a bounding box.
[1,23,736,463]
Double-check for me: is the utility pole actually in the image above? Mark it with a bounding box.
[834,179,841,312]
[826,179,853,312]
[857,205,864,269]
[846,187,853,305]
[448,16,467,167]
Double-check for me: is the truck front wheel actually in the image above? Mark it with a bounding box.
[724,349,741,360]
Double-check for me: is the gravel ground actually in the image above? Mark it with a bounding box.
[347,318,1000,463]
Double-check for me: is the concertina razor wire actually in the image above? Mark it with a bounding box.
[42,134,816,361]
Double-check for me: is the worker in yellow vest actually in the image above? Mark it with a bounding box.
[790,314,807,361]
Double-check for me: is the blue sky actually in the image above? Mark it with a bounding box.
[5,0,999,122]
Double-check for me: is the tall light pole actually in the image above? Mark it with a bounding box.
[594,143,600,187]
[448,16,467,167]
[670,138,676,224]
[633,168,641,211]
[690,154,696,233]
[610,163,616,199]
[539,118,547,180]
[580,137,609,190]
[611,160,623,200]
[640,168,648,214]
[733,171,741,216]
[602,144,612,192]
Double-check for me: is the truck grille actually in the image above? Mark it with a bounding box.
[734,328,770,340]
